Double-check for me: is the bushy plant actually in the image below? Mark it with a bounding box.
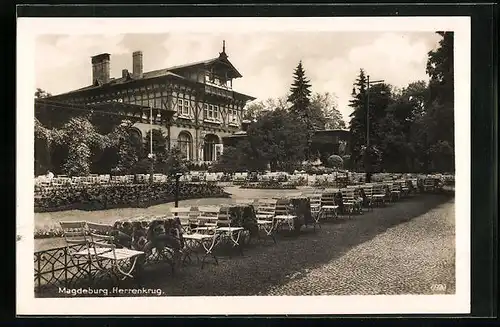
[327,154,343,169]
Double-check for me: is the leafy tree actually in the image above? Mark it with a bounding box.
[162,147,189,176]
[425,31,455,172]
[111,123,142,174]
[246,108,308,171]
[243,96,289,120]
[310,92,346,130]
[212,143,263,173]
[59,116,99,176]
[375,81,430,172]
[143,129,169,163]
[35,88,52,99]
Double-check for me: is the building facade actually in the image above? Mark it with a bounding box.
[46,42,255,163]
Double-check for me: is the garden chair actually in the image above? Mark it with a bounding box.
[235,198,257,205]
[215,207,246,256]
[85,222,144,283]
[389,182,402,202]
[273,200,297,232]
[308,193,323,231]
[170,206,193,233]
[181,213,220,269]
[361,184,374,211]
[371,184,387,207]
[423,178,435,192]
[319,192,339,220]
[59,221,96,286]
[255,198,278,244]
[340,188,363,217]
[193,206,219,233]
[400,180,410,197]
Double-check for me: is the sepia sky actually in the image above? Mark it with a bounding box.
[35,32,442,124]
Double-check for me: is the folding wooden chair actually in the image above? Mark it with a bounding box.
[389,182,402,202]
[320,192,339,220]
[59,221,95,285]
[361,184,374,211]
[423,178,435,192]
[308,193,323,231]
[181,206,220,269]
[273,200,297,232]
[215,207,245,256]
[170,206,193,233]
[194,206,219,233]
[371,184,386,207]
[86,222,144,283]
[340,188,363,217]
[255,198,278,244]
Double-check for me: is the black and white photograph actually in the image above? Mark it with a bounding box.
[17,17,471,315]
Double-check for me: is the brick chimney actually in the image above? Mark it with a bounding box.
[132,51,143,78]
[91,53,111,84]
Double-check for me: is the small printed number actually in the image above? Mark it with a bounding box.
[431,284,446,292]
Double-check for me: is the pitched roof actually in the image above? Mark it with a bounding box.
[51,55,243,98]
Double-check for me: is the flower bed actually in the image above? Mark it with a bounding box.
[240,180,297,190]
[34,182,229,213]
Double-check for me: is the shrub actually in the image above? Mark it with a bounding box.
[241,180,297,189]
[34,182,229,213]
[327,155,343,169]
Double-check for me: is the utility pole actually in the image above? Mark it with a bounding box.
[353,74,384,183]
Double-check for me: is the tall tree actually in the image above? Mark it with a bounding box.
[246,108,308,171]
[309,92,346,130]
[243,96,289,120]
[378,81,430,172]
[425,31,455,172]
[348,68,368,168]
[287,61,314,158]
[287,61,312,116]
[349,69,393,175]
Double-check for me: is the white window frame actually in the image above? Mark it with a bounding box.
[183,100,190,116]
[213,105,219,119]
[177,99,183,115]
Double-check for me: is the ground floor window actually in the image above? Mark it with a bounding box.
[203,134,220,161]
[177,131,193,160]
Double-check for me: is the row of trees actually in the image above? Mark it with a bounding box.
[214,61,347,173]
[215,31,454,174]
[35,107,187,177]
[348,32,454,173]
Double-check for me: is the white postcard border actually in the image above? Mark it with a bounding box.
[17,16,471,315]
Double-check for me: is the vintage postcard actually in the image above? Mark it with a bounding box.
[17,16,470,315]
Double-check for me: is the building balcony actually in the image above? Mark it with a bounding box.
[176,114,194,120]
[204,84,233,99]
[203,118,222,125]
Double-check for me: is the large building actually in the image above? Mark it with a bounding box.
[44,41,255,163]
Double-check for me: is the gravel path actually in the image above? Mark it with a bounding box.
[266,197,455,295]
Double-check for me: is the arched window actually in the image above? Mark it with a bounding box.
[177,131,193,160]
[203,134,220,162]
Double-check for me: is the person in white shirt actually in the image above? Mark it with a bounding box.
[46,171,54,179]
